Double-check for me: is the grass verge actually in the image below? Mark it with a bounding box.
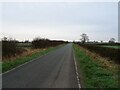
[2,44,65,73]
[73,44,118,88]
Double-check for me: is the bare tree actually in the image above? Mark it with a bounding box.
[2,37,7,41]
[80,33,89,43]
[109,38,115,43]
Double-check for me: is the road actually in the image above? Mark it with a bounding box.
[2,43,79,88]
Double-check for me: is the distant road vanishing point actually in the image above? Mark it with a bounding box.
[3,43,79,88]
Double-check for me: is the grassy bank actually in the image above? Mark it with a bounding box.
[73,44,118,88]
[2,44,65,73]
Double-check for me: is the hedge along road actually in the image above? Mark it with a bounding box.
[3,43,79,88]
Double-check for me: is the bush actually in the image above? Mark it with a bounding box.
[32,37,65,49]
[2,37,24,57]
[79,44,119,64]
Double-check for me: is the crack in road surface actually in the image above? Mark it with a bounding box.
[2,43,80,88]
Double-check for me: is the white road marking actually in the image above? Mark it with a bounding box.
[73,49,81,89]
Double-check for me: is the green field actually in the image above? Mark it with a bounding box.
[73,44,118,88]
[17,42,32,48]
[102,45,120,49]
[2,44,65,73]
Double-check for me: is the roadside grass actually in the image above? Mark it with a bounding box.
[0,62,1,73]
[73,44,118,88]
[2,44,65,73]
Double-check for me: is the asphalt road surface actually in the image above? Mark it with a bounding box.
[2,43,79,88]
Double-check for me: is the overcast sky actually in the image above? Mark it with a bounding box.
[1,2,118,42]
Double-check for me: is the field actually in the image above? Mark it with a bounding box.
[102,45,120,49]
[17,42,32,49]
[73,44,118,88]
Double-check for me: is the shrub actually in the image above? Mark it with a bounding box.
[79,44,119,64]
[2,37,24,57]
[32,37,65,49]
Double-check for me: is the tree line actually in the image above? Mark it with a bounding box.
[80,33,117,44]
[2,37,66,57]
[32,37,65,48]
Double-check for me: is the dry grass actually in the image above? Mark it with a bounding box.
[3,48,46,62]
[79,46,119,73]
